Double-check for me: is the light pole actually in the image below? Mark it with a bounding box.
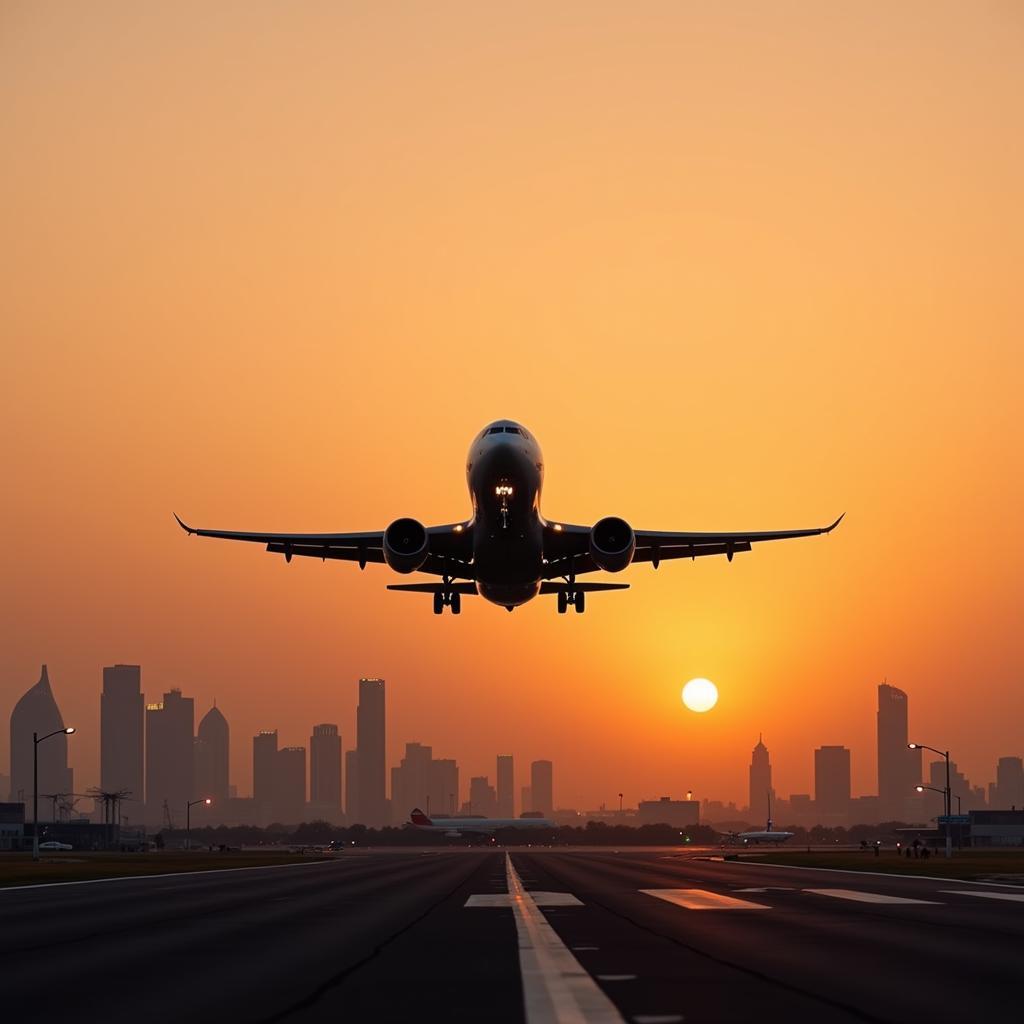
[910,743,951,858]
[186,798,211,851]
[33,727,76,861]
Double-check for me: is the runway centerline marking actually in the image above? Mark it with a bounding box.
[465,892,583,908]
[940,890,1024,903]
[804,888,940,905]
[641,888,769,910]
[506,854,626,1023]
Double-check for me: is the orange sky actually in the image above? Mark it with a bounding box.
[2,3,1021,811]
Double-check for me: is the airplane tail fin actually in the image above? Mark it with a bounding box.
[410,807,434,826]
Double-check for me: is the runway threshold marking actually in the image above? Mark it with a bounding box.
[641,889,769,910]
[506,854,626,1024]
[804,888,940,905]
[940,890,1024,903]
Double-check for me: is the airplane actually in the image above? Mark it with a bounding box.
[721,794,795,845]
[409,808,556,838]
[174,419,842,614]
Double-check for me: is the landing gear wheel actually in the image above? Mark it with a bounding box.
[450,591,461,615]
[574,590,585,613]
[433,592,444,615]
[557,591,568,614]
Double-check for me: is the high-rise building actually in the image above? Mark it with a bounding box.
[814,745,851,826]
[310,724,342,817]
[496,755,514,818]
[356,678,386,826]
[748,735,772,827]
[100,665,144,819]
[877,683,920,820]
[344,749,359,822]
[994,756,1024,809]
[253,730,278,826]
[469,776,498,816]
[145,689,194,826]
[521,785,533,814]
[429,758,459,818]
[9,665,73,809]
[194,705,230,806]
[530,760,553,816]
[275,747,306,824]
[391,742,433,824]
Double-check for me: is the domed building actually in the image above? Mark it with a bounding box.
[194,704,230,806]
[8,665,73,808]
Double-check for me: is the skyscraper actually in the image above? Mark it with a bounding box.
[310,724,342,817]
[194,705,230,805]
[391,742,432,824]
[994,756,1024,809]
[530,760,553,816]
[145,688,194,825]
[356,678,386,826]
[496,754,514,818]
[748,736,772,826]
[877,683,919,821]
[275,747,306,824]
[9,665,73,808]
[344,749,359,822]
[814,745,851,826]
[429,758,459,818]
[253,730,278,826]
[100,665,144,818]
[469,776,498,816]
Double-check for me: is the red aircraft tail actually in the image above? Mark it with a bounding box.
[410,808,434,827]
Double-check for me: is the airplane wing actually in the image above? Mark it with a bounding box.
[173,514,475,577]
[543,514,843,576]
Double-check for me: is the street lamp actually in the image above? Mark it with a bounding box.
[917,785,963,849]
[33,727,76,861]
[909,742,952,858]
[186,798,212,851]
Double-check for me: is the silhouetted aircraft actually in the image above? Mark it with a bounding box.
[175,419,842,614]
[408,808,555,837]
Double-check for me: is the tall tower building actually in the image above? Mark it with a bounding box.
[275,747,307,824]
[356,678,386,826]
[310,724,342,818]
[9,665,73,808]
[100,665,144,818]
[748,736,772,827]
[469,776,498,816]
[814,745,851,826]
[391,742,432,824]
[145,689,194,825]
[344,749,359,822]
[253,730,278,826]
[496,754,514,818]
[429,758,459,818]
[194,705,230,806]
[530,760,553,816]
[877,683,919,820]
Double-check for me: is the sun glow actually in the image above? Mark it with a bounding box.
[682,678,719,713]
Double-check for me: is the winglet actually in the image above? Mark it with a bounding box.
[824,513,845,534]
[173,513,195,535]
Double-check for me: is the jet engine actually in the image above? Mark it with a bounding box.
[589,516,636,572]
[383,518,430,573]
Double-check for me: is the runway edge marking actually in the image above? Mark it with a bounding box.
[726,859,1024,889]
[505,853,626,1024]
[640,888,769,911]
[940,890,1024,903]
[803,888,941,905]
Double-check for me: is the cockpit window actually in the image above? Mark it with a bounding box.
[487,426,504,435]
[504,426,521,434]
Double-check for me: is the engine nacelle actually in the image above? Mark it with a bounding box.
[383,518,430,574]
[589,516,636,572]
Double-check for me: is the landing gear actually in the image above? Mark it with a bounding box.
[556,574,585,614]
[433,592,444,615]
[434,578,461,614]
[557,591,568,614]
[574,590,585,614]
[450,591,461,615]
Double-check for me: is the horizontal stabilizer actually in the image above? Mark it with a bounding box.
[386,582,478,594]
[539,582,629,594]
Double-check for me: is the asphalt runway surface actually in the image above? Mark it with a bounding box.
[3,848,1022,1022]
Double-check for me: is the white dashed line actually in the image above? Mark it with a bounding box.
[465,892,584,908]
[940,890,1024,903]
[804,888,940,905]
[641,889,769,910]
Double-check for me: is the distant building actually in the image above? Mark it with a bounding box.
[969,809,1024,847]
[275,747,306,824]
[391,742,433,824]
[344,749,359,822]
[521,785,532,814]
[748,735,772,827]
[100,665,144,819]
[496,755,514,818]
[994,756,1024,809]
[194,705,230,807]
[9,665,74,811]
[637,797,699,828]
[310,724,342,819]
[530,760,553,817]
[877,683,920,820]
[814,745,851,826]
[469,776,498,817]
[253,730,278,826]
[356,678,386,827]
[145,689,194,826]
[786,794,815,828]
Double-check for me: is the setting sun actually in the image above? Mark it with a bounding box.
[682,678,719,713]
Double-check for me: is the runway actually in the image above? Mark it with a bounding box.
[3,848,1021,1022]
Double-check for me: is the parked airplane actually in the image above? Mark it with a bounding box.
[409,808,556,837]
[175,419,842,614]
[731,821,796,845]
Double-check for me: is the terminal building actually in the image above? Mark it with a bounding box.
[637,797,700,828]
